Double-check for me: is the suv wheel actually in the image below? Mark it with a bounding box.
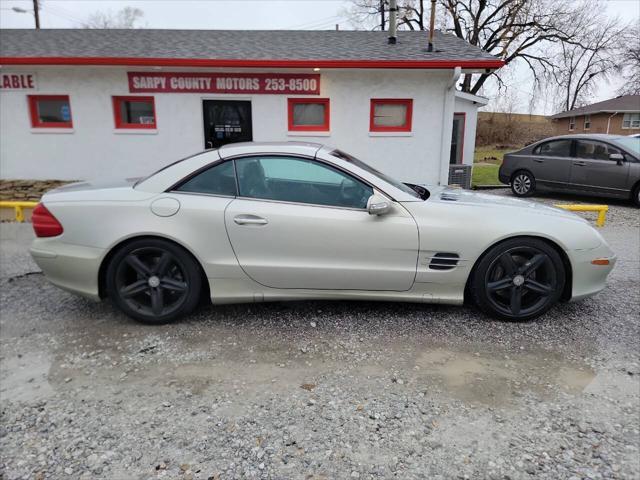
[511,171,536,197]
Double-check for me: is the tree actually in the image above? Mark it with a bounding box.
[617,44,640,96]
[345,0,623,98]
[82,7,144,29]
[547,18,625,112]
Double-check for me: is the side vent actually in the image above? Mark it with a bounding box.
[429,252,460,271]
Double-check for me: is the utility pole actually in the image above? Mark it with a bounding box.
[33,0,40,29]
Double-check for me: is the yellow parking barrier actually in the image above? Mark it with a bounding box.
[555,204,609,227]
[0,201,38,223]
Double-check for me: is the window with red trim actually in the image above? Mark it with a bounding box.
[287,98,330,131]
[370,99,413,132]
[28,95,73,128]
[112,96,156,129]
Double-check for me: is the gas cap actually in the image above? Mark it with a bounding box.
[150,197,180,217]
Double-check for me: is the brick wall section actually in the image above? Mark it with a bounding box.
[553,113,640,136]
[0,180,73,202]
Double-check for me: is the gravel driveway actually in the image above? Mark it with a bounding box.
[1,191,638,480]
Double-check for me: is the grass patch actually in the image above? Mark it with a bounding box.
[474,145,518,164]
[472,164,502,187]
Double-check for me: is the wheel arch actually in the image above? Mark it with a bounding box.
[98,234,210,302]
[464,234,573,303]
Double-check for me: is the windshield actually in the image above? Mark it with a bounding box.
[615,137,640,156]
[329,149,424,199]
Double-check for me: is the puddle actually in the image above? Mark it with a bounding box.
[415,348,595,406]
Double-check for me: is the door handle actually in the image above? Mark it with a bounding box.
[533,159,544,163]
[573,161,586,166]
[234,215,268,226]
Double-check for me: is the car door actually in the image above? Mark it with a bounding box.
[529,139,573,187]
[224,155,419,291]
[569,139,630,194]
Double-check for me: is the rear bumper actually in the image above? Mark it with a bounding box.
[30,238,104,300]
[498,166,510,185]
[568,242,616,302]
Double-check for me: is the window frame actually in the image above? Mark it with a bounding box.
[575,139,622,161]
[287,98,330,132]
[172,159,238,198]
[112,95,157,129]
[584,114,591,130]
[622,112,640,129]
[533,139,572,157]
[28,94,73,128]
[233,154,375,210]
[568,116,576,131]
[369,98,413,132]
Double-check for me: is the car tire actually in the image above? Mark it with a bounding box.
[106,238,202,324]
[510,170,536,197]
[632,183,640,208]
[470,237,565,321]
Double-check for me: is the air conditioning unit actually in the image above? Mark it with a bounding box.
[448,165,472,189]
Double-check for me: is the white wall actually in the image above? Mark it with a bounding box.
[0,66,454,184]
[454,95,481,166]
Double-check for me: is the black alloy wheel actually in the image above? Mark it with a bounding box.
[511,171,535,197]
[106,239,202,324]
[471,238,565,321]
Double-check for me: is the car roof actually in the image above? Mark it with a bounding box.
[539,134,626,142]
[218,141,323,158]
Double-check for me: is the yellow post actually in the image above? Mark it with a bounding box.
[554,204,609,228]
[0,201,39,223]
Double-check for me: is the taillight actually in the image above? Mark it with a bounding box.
[32,203,64,237]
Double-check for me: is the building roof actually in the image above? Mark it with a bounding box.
[551,95,640,119]
[0,29,503,70]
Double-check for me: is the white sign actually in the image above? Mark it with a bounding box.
[0,72,37,91]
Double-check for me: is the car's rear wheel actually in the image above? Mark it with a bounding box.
[470,238,565,321]
[106,238,202,324]
[511,170,535,197]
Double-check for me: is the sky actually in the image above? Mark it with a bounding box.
[1,0,638,114]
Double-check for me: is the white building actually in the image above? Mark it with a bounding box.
[0,29,500,185]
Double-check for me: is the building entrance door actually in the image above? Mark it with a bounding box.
[203,100,253,149]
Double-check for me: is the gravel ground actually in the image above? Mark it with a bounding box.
[1,191,639,480]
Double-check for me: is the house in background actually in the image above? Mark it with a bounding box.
[550,95,640,135]
[0,29,501,188]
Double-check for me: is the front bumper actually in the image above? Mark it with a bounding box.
[30,238,104,300]
[568,241,617,302]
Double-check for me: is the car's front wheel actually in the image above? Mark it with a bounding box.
[470,238,565,321]
[510,170,536,197]
[106,238,202,324]
[632,183,640,208]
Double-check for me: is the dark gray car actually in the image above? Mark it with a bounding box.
[499,134,640,206]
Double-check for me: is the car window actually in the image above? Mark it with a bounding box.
[235,156,373,209]
[534,140,571,157]
[576,140,621,161]
[175,160,237,196]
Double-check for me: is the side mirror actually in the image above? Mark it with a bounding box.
[367,194,391,216]
[610,153,624,165]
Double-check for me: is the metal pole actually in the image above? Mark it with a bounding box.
[380,0,386,31]
[33,0,40,29]
[388,0,397,44]
[428,0,436,51]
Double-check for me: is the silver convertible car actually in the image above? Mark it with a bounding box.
[30,142,616,324]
